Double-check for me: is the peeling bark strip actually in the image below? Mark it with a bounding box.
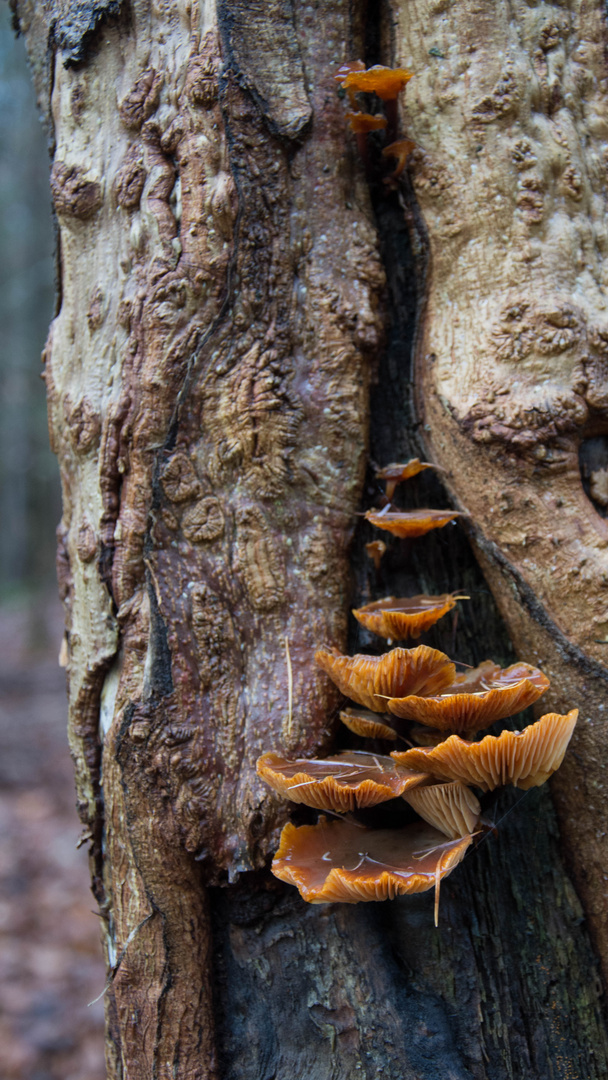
[395,0,608,975]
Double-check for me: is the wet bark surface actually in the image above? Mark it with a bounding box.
[11,0,608,1076]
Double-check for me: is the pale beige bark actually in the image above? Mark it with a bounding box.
[392,0,608,977]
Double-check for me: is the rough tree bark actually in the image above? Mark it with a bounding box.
[12,0,608,1076]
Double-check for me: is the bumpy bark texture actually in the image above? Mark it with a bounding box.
[13,0,608,1075]
[390,0,608,980]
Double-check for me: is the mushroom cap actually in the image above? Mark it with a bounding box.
[382,139,417,180]
[340,707,399,741]
[271,817,472,903]
[315,644,456,712]
[365,539,387,570]
[353,593,462,641]
[404,781,481,840]
[257,750,426,811]
[386,661,550,732]
[391,709,578,790]
[365,507,462,539]
[345,111,388,133]
[339,64,414,101]
[376,458,432,498]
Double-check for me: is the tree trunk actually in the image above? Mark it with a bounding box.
[13,0,608,1076]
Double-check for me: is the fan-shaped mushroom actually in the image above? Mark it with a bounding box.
[339,707,399,741]
[375,458,433,499]
[391,710,578,790]
[257,750,426,811]
[315,644,456,712]
[353,593,466,641]
[271,817,472,905]
[345,111,388,133]
[337,64,413,103]
[386,660,550,733]
[365,506,462,539]
[403,781,481,840]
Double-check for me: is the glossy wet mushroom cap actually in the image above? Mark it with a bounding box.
[315,644,456,712]
[391,710,578,790]
[345,111,388,133]
[257,750,426,811]
[352,593,465,641]
[339,707,399,741]
[271,817,472,904]
[338,64,414,102]
[365,507,462,539]
[375,458,432,499]
[386,660,550,733]
[404,781,481,840]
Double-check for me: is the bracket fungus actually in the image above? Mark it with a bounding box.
[352,593,467,641]
[365,506,462,539]
[392,711,579,791]
[256,750,426,811]
[271,818,472,905]
[386,660,550,734]
[315,644,456,712]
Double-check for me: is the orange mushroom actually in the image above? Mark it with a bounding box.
[338,64,414,103]
[365,506,462,539]
[403,781,481,840]
[315,644,456,712]
[352,593,467,641]
[386,660,550,733]
[376,458,434,500]
[257,750,425,811]
[345,111,388,134]
[383,139,417,182]
[271,817,472,908]
[391,710,578,790]
[365,539,387,570]
[340,707,399,741]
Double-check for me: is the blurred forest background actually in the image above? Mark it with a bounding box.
[0,6,105,1078]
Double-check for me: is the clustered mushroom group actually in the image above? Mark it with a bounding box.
[334,60,417,181]
[257,455,578,920]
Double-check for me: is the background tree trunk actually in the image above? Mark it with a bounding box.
[12,0,608,1076]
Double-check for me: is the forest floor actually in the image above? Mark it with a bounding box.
[0,592,105,1080]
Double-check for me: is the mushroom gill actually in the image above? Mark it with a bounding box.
[386,660,550,733]
[403,781,481,840]
[352,593,466,641]
[391,710,579,790]
[315,644,456,712]
[271,817,472,905]
[256,750,426,811]
[365,507,462,539]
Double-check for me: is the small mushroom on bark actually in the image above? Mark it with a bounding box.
[365,506,462,539]
[345,111,388,133]
[386,660,550,733]
[353,593,467,641]
[257,750,426,811]
[365,539,387,570]
[271,817,472,905]
[339,707,399,741]
[392,710,578,790]
[315,644,456,712]
[375,458,433,500]
[337,64,414,104]
[382,139,417,183]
